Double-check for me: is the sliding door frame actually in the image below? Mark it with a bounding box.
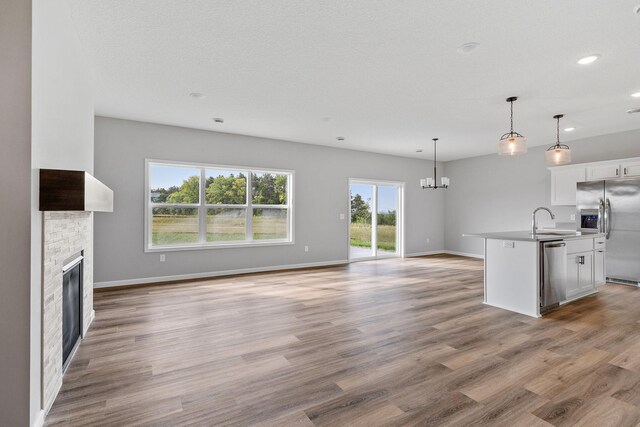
[348,178,405,262]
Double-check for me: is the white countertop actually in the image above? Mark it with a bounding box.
[464,230,606,242]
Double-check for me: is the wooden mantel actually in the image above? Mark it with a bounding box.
[39,169,114,212]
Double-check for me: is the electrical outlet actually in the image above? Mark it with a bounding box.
[160,254,166,262]
[503,241,515,249]
[570,214,576,221]
[304,246,309,252]
[339,213,345,220]
[427,238,430,243]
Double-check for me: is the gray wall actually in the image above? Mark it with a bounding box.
[30,0,95,423]
[94,117,444,285]
[444,129,640,256]
[0,0,32,425]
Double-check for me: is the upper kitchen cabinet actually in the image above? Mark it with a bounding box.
[549,156,640,206]
[587,164,621,180]
[549,166,586,205]
[587,159,640,180]
[621,160,640,177]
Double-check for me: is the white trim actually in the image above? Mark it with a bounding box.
[443,250,484,259]
[94,259,349,289]
[404,250,484,259]
[348,178,405,262]
[145,159,294,252]
[31,410,45,427]
[145,240,294,253]
[62,255,84,273]
[405,250,446,257]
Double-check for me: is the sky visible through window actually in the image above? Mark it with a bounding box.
[350,184,397,213]
[150,164,200,190]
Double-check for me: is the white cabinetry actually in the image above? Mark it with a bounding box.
[550,166,586,206]
[594,236,606,286]
[622,160,640,177]
[549,157,640,206]
[587,164,621,180]
[566,251,594,300]
[564,237,597,301]
[595,249,606,285]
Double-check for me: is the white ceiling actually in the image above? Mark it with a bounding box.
[68,0,640,161]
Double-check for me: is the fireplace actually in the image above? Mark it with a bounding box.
[62,254,83,371]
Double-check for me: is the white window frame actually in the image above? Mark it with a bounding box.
[145,159,294,252]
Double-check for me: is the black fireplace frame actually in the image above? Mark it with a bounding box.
[62,252,83,373]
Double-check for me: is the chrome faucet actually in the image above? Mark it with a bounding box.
[532,207,555,234]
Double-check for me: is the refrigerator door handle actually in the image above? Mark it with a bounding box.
[605,199,612,239]
[598,199,605,233]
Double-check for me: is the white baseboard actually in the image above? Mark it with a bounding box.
[405,250,445,257]
[442,250,484,259]
[32,409,45,427]
[405,250,484,259]
[94,259,349,289]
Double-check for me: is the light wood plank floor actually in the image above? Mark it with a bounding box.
[46,255,640,426]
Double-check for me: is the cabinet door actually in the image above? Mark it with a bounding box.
[566,254,580,298]
[551,167,586,205]
[595,249,606,285]
[622,161,640,177]
[578,252,594,292]
[587,164,620,180]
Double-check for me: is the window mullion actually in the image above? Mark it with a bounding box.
[199,168,206,244]
[246,172,253,241]
[147,162,292,250]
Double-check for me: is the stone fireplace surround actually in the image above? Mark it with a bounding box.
[42,211,94,412]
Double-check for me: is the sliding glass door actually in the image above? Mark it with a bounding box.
[349,180,402,260]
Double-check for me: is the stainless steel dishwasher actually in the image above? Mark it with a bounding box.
[540,241,567,314]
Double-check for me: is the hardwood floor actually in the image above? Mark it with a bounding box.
[46,255,640,426]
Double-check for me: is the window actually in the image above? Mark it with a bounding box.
[146,160,293,251]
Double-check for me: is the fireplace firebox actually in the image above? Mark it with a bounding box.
[62,254,83,371]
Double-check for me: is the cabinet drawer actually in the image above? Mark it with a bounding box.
[594,237,606,249]
[566,238,594,254]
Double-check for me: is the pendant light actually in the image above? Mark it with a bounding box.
[545,114,571,165]
[498,96,527,156]
[420,138,450,189]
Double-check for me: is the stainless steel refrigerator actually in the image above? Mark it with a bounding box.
[577,177,640,286]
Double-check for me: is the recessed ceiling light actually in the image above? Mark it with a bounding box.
[416,149,423,153]
[634,5,640,14]
[577,54,600,65]
[456,42,480,55]
[564,127,575,132]
[632,92,640,98]
[212,117,224,123]
[336,137,345,142]
[627,108,640,114]
[189,92,206,99]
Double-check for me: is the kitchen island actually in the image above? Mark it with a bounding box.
[465,231,606,317]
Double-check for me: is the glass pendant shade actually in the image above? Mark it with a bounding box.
[498,134,527,156]
[545,145,571,165]
[545,114,572,165]
[497,97,527,156]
